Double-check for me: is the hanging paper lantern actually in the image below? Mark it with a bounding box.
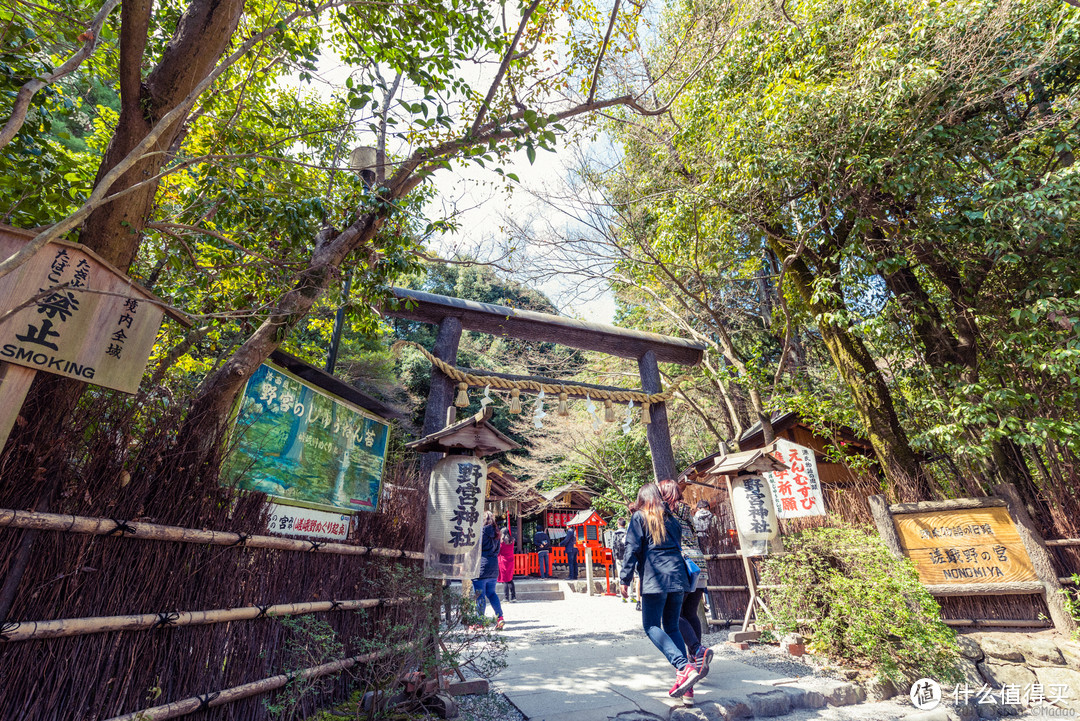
[729,474,779,542]
[424,454,488,580]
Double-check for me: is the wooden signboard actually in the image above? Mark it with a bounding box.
[893,506,1038,586]
[869,488,1077,635]
[0,225,187,447]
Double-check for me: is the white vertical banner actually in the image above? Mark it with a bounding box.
[764,439,827,518]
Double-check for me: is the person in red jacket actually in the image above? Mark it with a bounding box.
[498,527,516,602]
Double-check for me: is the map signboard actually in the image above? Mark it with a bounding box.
[223,361,390,513]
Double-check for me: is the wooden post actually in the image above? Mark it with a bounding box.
[420,317,463,477]
[516,514,523,553]
[868,494,904,558]
[0,362,35,452]
[585,548,594,596]
[637,350,676,481]
[993,482,1078,636]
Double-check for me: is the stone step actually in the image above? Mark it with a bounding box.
[515,581,562,592]
[514,590,565,601]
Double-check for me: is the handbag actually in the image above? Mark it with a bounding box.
[685,557,701,590]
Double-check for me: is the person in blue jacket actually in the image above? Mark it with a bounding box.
[472,511,505,629]
[562,526,579,580]
[620,482,705,698]
[534,528,552,578]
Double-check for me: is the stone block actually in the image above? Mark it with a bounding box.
[727,641,749,650]
[1033,665,1080,712]
[1020,637,1065,667]
[446,679,488,696]
[954,702,979,721]
[670,707,709,721]
[746,690,791,717]
[958,658,985,687]
[956,635,985,662]
[781,642,805,657]
[977,661,1037,689]
[728,631,761,643]
[773,685,806,709]
[787,688,826,709]
[699,698,752,721]
[975,634,1025,663]
[825,682,866,706]
[864,675,898,701]
[900,709,959,721]
[1060,642,1080,671]
[973,700,1023,719]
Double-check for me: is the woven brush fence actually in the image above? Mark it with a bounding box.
[0,393,435,721]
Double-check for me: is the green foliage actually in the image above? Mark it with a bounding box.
[265,615,346,721]
[759,524,961,683]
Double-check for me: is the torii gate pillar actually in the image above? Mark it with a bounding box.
[638,350,676,482]
[420,316,462,477]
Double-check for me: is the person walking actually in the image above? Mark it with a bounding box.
[612,518,628,600]
[562,526,579,580]
[472,512,505,630]
[498,527,516,602]
[620,482,705,699]
[534,528,552,579]
[693,500,716,548]
[657,481,713,695]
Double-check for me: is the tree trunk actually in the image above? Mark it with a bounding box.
[2,0,247,477]
[780,250,932,500]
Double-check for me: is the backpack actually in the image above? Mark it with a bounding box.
[612,529,626,559]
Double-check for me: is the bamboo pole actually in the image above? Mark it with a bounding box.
[0,508,423,559]
[104,642,417,721]
[1,597,411,643]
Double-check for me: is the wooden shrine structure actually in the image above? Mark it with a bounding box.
[383,287,706,480]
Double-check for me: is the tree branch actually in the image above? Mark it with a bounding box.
[0,0,121,150]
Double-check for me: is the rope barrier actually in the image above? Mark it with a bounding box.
[393,339,694,424]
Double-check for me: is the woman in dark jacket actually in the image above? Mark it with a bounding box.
[620,482,705,698]
[473,512,505,629]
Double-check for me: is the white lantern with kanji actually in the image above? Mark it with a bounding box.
[730,474,779,542]
[424,453,488,580]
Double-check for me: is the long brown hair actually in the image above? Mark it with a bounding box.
[657,479,682,510]
[634,482,667,542]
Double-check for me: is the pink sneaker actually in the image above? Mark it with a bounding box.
[668,663,702,698]
[682,686,694,706]
[695,646,713,678]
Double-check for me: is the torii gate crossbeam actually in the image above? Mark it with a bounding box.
[383,288,706,481]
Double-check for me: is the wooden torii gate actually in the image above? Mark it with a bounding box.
[383,288,706,479]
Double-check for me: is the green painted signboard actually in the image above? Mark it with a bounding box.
[223,362,390,513]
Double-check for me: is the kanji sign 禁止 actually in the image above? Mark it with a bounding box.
[0,231,175,392]
[0,226,186,449]
[763,439,826,519]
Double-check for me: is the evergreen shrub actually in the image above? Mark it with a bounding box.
[759,524,961,684]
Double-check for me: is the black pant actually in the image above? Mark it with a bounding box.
[503,580,516,600]
[567,549,578,579]
[679,589,705,657]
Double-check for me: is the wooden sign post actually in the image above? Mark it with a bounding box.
[0,224,188,450]
[870,486,1076,635]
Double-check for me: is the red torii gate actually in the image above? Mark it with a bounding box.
[383,288,705,480]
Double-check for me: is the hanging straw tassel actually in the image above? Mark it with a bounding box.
[455,382,469,408]
[509,388,522,414]
[604,399,615,422]
[557,392,568,416]
[642,401,652,424]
